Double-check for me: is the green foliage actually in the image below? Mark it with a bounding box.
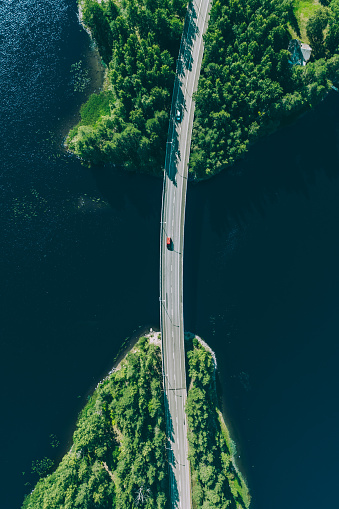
[21,334,253,509]
[21,337,169,509]
[49,434,60,448]
[82,0,113,64]
[79,91,112,126]
[31,457,54,478]
[306,6,329,55]
[188,0,338,179]
[68,0,187,172]
[293,0,321,39]
[324,0,339,53]
[70,0,339,177]
[186,340,251,509]
[71,60,91,92]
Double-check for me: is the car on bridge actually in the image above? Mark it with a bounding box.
[167,237,173,250]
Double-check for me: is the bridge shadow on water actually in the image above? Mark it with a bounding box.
[195,93,339,236]
[166,2,200,184]
[91,164,162,219]
[184,91,339,333]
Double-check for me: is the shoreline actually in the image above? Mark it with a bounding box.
[185,332,250,490]
[95,329,251,501]
[105,328,249,490]
[185,334,251,507]
[93,328,247,491]
[59,1,106,147]
[23,330,250,508]
[93,326,160,392]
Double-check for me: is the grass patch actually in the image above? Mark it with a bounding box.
[293,0,321,41]
[79,91,112,126]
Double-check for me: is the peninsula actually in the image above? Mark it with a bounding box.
[21,334,250,509]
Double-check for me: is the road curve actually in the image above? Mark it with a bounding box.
[160,0,212,507]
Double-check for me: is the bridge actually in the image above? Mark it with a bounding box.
[159,0,212,507]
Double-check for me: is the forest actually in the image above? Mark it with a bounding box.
[21,337,169,509]
[67,0,339,177]
[67,0,187,173]
[21,335,250,508]
[189,0,339,178]
[185,337,251,509]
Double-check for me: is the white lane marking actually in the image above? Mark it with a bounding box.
[162,4,210,508]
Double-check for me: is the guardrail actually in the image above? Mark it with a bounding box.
[159,1,211,507]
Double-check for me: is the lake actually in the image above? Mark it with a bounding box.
[1,1,339,508]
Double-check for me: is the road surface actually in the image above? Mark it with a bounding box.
[160,0,212,507]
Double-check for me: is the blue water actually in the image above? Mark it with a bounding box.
[1,1,339,508]
[0,2,161,507]
[185,95,339,508]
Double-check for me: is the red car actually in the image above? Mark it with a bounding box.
[166,237,172,249]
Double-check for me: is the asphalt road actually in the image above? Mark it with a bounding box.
[160,0,212,507]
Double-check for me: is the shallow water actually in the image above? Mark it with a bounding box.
[1,1,339,508]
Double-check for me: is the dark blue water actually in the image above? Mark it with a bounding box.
[1,1,339,508]
[185,95,339,508]
[0,2,161,507]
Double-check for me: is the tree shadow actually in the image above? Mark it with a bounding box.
[91,164,162,219]
[200,93,339,237]
[163,391,180,508]
[163,390,175,444]
[289,10,301,38]
[166,81,186,183]
[177,2,200,77]
[169,470,180,509]
[184,93,339,338]
[165,2,199,184]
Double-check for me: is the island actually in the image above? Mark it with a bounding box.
[67,0,339,179]
[21,333,250,509]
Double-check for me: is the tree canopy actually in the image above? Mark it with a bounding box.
[188,0,339,179]
[21,335,251,509]
[21,337,169,509]
[185,337,251,509]
[67,0,187,173]
[68,0,339,178]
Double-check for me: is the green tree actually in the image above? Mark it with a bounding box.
[82,0,113,64]
[306,7,329,57]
